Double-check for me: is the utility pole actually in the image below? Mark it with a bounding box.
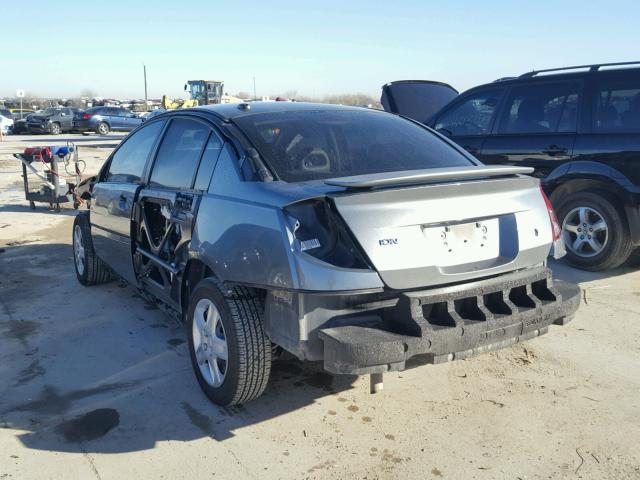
[143,64,148,112]
[253,76,257,100]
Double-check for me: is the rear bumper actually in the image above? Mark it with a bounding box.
[315,267,580,374]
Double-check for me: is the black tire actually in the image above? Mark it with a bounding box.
[187,280,271,406]
[29,201,35,210]
[556,190,634,271]
[96,122,110,135]
[72,213,113,285]
[49,122,61,135]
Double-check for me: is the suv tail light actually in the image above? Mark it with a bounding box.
[540,186,561,241]
[82,113,91,120]
[284,199,370,269]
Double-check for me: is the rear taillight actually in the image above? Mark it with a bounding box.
[82,113,91,120]
[284,199,370,269]
[540,185,561,241]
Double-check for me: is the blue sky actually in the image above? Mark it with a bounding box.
[2,0,639,99]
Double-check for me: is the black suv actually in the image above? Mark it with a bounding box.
[382,62,640,271]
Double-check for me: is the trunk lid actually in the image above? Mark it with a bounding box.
[381,80,458,124]
[330,171,552,290]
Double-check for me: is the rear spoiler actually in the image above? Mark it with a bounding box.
[325,165,534,189]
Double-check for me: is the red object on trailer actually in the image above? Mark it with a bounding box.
[23,146,53,163]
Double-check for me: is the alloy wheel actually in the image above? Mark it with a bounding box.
[562,206,608,258]
[192,298,228,387]
[73,225,85,275]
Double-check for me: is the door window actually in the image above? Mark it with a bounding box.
[194,134,223,191]
[150,118,210,189]
[434,89,504,136]
[498,82,580,134]
[106,120,166,183]
[593,78,640,132]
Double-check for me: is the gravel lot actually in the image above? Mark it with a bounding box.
[0,133,639,479]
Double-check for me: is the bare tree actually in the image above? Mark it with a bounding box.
[80,88,98,98]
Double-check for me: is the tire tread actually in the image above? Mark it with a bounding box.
[73,213,113,285]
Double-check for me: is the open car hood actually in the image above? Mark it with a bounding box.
[381,80,458,124]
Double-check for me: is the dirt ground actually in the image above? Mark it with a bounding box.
[0,133,639,480]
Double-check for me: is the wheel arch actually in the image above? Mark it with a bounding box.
[181,257,215,316]
[544,162,640,245]
[180,256,268,316]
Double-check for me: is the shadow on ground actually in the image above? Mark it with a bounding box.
[1,241,637,454]
[0,203,82,216]
[549,257,639,285]
[0,242,358,454]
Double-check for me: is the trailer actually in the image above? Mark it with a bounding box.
[14,144,86,211]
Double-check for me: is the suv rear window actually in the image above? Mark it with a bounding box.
[234,110,473,183]
[498,82,580,134]
[593,78,640,133]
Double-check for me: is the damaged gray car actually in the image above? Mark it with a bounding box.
[72,102,580,406]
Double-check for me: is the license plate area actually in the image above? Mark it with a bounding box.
[422,219,500,267]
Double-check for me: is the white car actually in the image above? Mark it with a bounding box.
[0,114,13,135]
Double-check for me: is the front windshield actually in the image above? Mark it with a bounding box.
[41,108,62,115]
[233,109,473,183]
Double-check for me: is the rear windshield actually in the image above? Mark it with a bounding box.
[233,110,473,182]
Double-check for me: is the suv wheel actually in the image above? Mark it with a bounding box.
[96,122,110,135]
[49,122,61,135]
[556,191,634,271]
[73,214,114,285]
[187,280,271,406]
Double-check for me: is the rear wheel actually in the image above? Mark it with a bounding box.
[49,122,61,135]
[187,280,271,406]
[556,191,633,271]
[73,213,113,285]
[96,122,110,135]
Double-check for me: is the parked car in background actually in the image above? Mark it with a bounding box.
[10,108,35,119]
[0,111,13,135]
[27,107,81,134]
[142,108,167,121]
[72,102,579,405]
[1,108,37,134]
[382,61,640,271]
[12,113,35,134]
[73,106,143,135]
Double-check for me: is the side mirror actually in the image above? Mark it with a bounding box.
[184,84,188,91]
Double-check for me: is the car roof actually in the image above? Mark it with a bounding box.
[184,101,377,121]
[470,65,640,93]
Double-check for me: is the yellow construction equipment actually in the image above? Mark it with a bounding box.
[161,96,198,109]
[161,80,243,110]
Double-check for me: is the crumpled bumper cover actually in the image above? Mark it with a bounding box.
[318,267,580,375]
